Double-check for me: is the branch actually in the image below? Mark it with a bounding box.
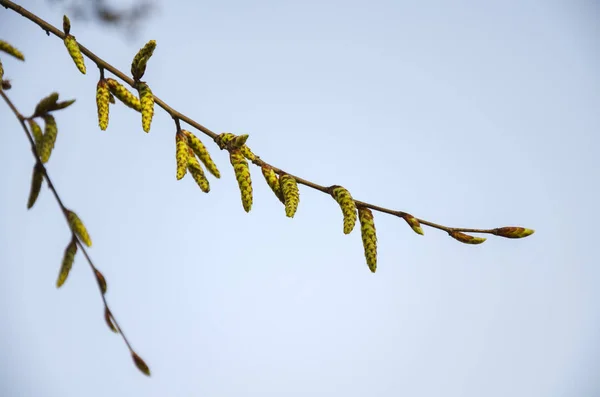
[0,87,151,377]
[0,0,534,241]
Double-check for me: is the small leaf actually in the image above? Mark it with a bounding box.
[493,227,535,239]
[33,92,59,117]
[27,163,44,209]
[230,134,249,149]
[94,269,107,294]
[66,209,92,247]
[132,352,151,376]
[104,307,118,333]
[131,40,156,80]
[63,15,71,35]
[449,231,486,245]
[56,237,77,287]
[52,99,76,111]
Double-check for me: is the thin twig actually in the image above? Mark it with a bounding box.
[0,87,139,360]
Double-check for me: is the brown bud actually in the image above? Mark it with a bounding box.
[493,227,535,239]
[449,231,486,245]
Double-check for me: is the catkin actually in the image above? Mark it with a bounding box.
[0,40,25,60]
[131,40,156,80]
[0,59,3,81]
[230,149,253,212]
[63,35,86,74]
[96,79,110,130]
[187,149,210,193]
[330,185,357,234]
[40,114,58,163]
[358,207,377,273]
[28,119,43,153]
[66,210,92,247]
[56,238,77,287]
[215,132,236,149]
[106,78,141,111]
[27,163,44,209]
[175,132,189,180]
[241,145,257,161]
[280,174,300,218]
[182,130,220,178]
[261,165,284,203]
[136,82,154,132]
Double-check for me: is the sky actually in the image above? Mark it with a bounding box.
[1,0,599,396]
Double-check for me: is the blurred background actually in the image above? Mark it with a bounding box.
[1,0,599,396]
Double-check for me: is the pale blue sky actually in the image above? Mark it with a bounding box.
[1,0,599,396]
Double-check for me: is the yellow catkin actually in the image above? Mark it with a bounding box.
[34,92,59,117]
[63,35,86,74]
[358,207,377,273]
[493,227,535,239]
[449,231,486,245]
[403,214,424,235]
[330,186,357,234]
[136,82,154,132]
[131,40,156,80]
[241,145,257,161]
[261,165,284,203]
[0,59,3,81]
[132,352,151,376]
[215,132,236,149]
[280,174,300,218]
[0,40,25,60]
[27,163,44,209]
[175,132,189,180]
[182,130,220,178]
[56,238,77,287]
[66,210,92,247]
[230,149,253,212]
[40,114,58,163]
[28,119,43,153]
[108,92,116,104]
[96,79,110,130]
[187,149,210,193]
[106,78,141,111]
